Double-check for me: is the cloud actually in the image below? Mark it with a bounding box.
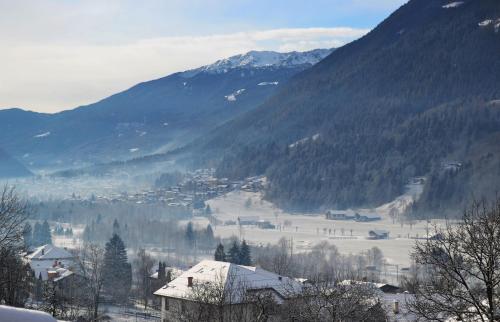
[0,27,368,113]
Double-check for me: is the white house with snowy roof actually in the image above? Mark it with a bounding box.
[154,260,302,322]
[25,244,77,281]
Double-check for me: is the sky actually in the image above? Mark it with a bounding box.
[0,0,407,113]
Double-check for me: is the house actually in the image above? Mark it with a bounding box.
[355,213,382,222]
[325,210,356,221]
[256,220,276,229]
[368,230,390,240]
[154,260,303,322]
[0,305,58,322]
[25,244,77,281]
[340,280,400,294]
[237,216,260,226]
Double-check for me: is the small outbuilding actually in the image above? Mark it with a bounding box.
[368,230,390,240]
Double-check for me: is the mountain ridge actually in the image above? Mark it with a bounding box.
[0,49,333,171]
[179,0,500,214]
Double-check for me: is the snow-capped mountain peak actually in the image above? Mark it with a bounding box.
[193,48,333,75]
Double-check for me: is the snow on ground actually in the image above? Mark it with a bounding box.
[52,225,84,250]
[225,89,246,101]
[289,133,320,148]
[442,1,464,8]
[258,81,279,86]
[34,132,51,138]
[199,187,445,269]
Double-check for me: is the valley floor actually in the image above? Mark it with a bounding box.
[189,189,448,270]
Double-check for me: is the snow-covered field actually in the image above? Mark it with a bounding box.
[192,187,446,269]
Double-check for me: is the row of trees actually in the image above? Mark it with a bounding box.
[214,240,252,266]
[22,220,52,249]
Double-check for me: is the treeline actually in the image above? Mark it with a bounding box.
[83,217,217,254]
[216,100,500,214]
[22,221,52,249]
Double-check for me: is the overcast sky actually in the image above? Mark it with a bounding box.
[0,0,407,113]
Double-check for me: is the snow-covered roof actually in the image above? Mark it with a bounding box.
[27,245,74,261]
[154,260,302,303]
[0,305,58,322]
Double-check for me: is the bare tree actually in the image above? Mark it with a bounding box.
[79,243,105,321]
[133,248,154,309]
[409,198,500,322]
[281,276,388,322]
[0,185,31,306]
[0,185,29,250]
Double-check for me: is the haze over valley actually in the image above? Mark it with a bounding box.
[1,1,500,321]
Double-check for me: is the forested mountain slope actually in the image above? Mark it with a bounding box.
[190,0,500,214]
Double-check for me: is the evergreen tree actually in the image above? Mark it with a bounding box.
[102,234,132,303]
[185,222,195,248]
[239,240,252,266]
[228,241,241,264]
[22,223,32,250]
[33,222,42,246]
[214,243,226,262]
[205,224,215,247]
[82,225,91,243]
[112,219,121,236]
[40,221,52,245]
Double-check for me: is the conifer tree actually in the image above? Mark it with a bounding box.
[40,221,52,245]
[82,225,91,243]
[102,234,131,303]
[214,243,226,262]
[112,219,121,236]
[205,224,215,247]
[33,222,42,246]
[185,222,195,248]
[22,223,32,250]
[239,240,252,266]
[228,241,241,264]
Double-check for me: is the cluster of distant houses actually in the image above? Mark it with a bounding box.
[224,216,276,229]
[325,210,382,222]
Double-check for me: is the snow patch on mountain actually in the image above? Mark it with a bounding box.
[478,18,500,32]
[34,132,50,138]
[442,1,464,8]
[129,148,139,153]
[225,89,246,102]
[258,82,279,86]
[289,133,321,148]
[195,49,333,75]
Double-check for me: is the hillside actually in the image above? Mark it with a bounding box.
[0,148,32,179]
[185,0,500,214]
[0,49,332,169]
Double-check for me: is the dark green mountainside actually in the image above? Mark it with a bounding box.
[186,0,500,215]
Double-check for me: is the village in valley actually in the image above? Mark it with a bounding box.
[3,166,443,322]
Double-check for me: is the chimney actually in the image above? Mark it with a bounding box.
[393,300,400,314]
[187,276,193,287]
[41,249,45,256]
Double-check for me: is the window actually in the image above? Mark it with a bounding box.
[163,298,170,311]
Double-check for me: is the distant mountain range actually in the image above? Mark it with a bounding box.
[0,48,333,170]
